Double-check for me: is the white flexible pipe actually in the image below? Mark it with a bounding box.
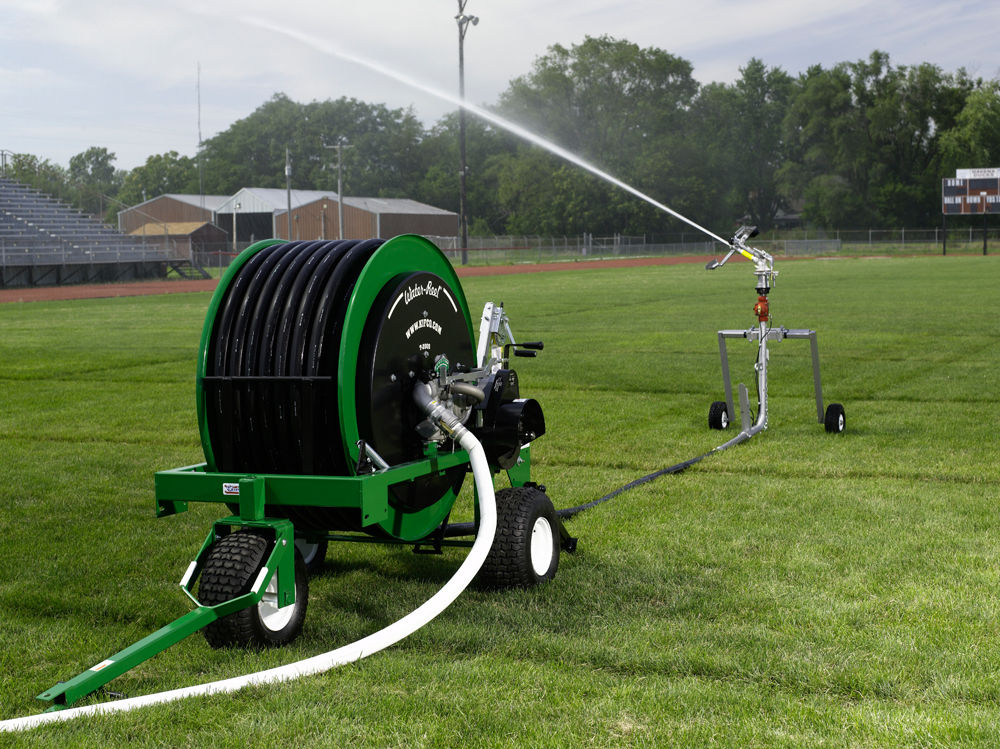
[0,431,496,733]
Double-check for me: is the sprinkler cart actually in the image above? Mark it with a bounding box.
[705,226,846,445]
[35,234,575,712]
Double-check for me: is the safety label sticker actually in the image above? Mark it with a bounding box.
[90,659,115,672]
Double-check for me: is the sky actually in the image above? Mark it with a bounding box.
[1,0,998,171]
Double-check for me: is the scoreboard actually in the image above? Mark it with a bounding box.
[942,168,1000,215]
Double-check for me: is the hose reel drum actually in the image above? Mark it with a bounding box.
[199,234,547,542]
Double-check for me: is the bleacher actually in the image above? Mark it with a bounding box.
[0,177,170,287]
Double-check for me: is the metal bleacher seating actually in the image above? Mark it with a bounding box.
[1,177,171,286]
[0,177,169,263]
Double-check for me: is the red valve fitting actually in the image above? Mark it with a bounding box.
[753,295,769,323]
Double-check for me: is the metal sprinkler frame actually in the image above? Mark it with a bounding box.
[705,225,846,449]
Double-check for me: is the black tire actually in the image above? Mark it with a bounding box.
[199,530,308,648]
[479,487,560,590]
[295,538,328,573]
[708,400,730,430]
[824,403,846,433]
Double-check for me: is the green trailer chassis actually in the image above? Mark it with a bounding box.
[35,447,532,712]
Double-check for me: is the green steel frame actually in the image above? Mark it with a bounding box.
[37,445,532,711]
[36,513,296,711]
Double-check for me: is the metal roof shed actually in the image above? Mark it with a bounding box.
[274,196,458,241]
[128,221,229,260]
[217,188,339,243]
[117,194,230,234]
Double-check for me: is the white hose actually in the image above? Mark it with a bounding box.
[0,431,496,733]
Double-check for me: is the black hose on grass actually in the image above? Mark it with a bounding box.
[555,448,717,519]
[441,447,717,537]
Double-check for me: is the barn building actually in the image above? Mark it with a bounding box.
[117,194,230,235]
[273,196,458,241]
[120,188,458,249]
[215,188,334,245]
[217,188,458,243]
[127,221,230,260]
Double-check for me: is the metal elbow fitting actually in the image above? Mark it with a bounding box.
[412,382,470,441]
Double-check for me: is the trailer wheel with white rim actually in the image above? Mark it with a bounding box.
[198,530,308,648]
[479,486,560,589]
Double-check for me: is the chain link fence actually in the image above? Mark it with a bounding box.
[426,228,995,266]
[5,228,994,287]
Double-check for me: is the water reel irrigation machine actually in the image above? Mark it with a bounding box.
[5,227,845,731]
[23,234,576,723]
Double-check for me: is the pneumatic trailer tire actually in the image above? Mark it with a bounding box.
[824,403,846,433]
[295,538,328,573]
[199,530,308,649]
[479,487,560,589]
[709,401,730,430]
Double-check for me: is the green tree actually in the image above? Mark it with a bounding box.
[118,151,199,207]
[492,35,718,235]
[199,94,427,200]
[67,146,122,216]
[732,59,792,230]
[499,35,697,167]
[940,81,1000,173]
[782,52,972,228]
[6,153,68,200]
[415,113,518,234]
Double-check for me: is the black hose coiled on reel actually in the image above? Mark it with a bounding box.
[204,238,384,531]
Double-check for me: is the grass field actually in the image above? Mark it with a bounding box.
[1,255,999,747]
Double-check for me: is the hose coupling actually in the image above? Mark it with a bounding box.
[413,382,470,441]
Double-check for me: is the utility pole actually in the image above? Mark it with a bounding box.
[233,202,240,254]
[983,192,989,255]
[197,62,204,211]
[456,1,478,265]
[324,139,353,239]
[285,149,292,241]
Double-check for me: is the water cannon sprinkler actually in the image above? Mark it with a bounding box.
[702,226,846,453]
[705,225,777,295]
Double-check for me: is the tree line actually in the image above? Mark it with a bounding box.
[7,36,999,235]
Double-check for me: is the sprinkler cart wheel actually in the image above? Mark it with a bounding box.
[295,538,328,573]
[199,531,309,648]
[708,401,729,430]
[824,403,846,433]
[479,486,560,589]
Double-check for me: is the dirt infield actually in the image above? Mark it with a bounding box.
[0,255,733,305]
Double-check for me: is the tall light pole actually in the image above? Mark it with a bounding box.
[456,2,478,265]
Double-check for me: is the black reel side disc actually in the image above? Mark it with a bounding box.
[357,272,475,512]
